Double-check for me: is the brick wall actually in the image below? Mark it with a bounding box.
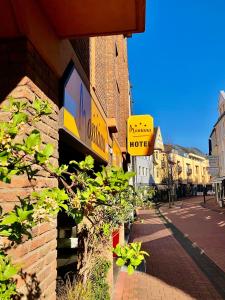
[0,34,130,298]
[0,39,59,299]
[90,35,130,149]
[115,36,130,149]
[70,38,90,79]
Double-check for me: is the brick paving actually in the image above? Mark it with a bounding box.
[161,197,225,273]
[202,196,225,214]
[113,207,222,300]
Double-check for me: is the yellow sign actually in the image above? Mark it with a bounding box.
[112,138,122,167]
[127,115,154,156]
[62,65,109,162]
[90,101,109,161]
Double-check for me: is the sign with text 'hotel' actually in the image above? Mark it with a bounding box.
[127,115,154,156]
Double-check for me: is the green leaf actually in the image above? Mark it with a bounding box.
[33,99,52,115]
[68,210,84,224]
[113,244,121,256]
[84,155,94,168]
[69,160,78,165]
[43,144,54,157]
[3,264,18,280]
[97,194,106,201]
[1,214,18,225]
[25,130,41,149]
[17,209,33,222]
[0,230,11,237]
[140,251,149,257]
[12,112,28,125]
[116,258,125,267]
[0,154,8,167]
[130,258,142,267]
[126,249,135,259]
[127,264,134,275]
[54,164,68,176]
[95,176,104,185]
[59,203,68,211]
[32,99,41,114]
[124,171,135,180]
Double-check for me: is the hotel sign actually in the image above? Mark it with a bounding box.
[127,115,154,156]
[61,65,109,162]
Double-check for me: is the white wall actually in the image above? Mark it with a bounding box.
[135,155,154,187]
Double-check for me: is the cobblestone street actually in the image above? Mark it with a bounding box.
[114,197,225,300]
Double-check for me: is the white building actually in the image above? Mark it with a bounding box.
[134,155,154,187]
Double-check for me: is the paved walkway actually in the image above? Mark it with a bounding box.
[203,196,225,214]
[161,197,225,274]
[113,202,223,300]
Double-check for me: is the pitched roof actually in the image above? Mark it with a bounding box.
[165,144,206,158]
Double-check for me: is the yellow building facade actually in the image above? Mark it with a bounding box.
[153,128,210,194]
[166,149,210,185]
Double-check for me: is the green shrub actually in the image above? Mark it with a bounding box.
[57,279,93,300]
[90,258,111,300]
[57,258,111,300]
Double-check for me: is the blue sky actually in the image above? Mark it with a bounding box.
[128,0,225,153]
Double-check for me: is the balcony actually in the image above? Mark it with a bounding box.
[161,161,166,168]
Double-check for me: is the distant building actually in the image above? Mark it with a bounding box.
[134,156,154,187]
[209,91,225,206]
[133,127,163,188]
[152,127,210,197]
[153,127,166,185]
[164,144,210,197]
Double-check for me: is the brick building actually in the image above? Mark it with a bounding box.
[0,1,145,298]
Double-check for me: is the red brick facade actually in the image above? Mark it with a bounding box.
[91,35,130,149]
[0,39,59,299]
[0,34,130,298]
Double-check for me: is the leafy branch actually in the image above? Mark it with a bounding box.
[0,97,151,298]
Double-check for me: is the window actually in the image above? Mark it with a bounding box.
[115,43,118,57]
[139,166,141,175]
[195,166,199,174]
[116,81,120,93]
[155,151,158,159]
[142,167,144,175]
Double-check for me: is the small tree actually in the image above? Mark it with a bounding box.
[162,146,178,207]
[0,97,149,299]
